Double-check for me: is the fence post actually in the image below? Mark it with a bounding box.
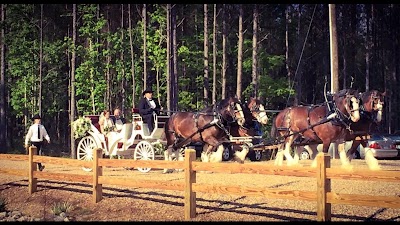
[184,147,196,220]
[28,146,37,194]
[316,152,331,221]
[93,148,103,203]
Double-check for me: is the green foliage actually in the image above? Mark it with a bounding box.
[71,117,92,139]
[51,201,73,215]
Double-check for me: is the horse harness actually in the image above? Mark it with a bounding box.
[275,93,358,144]
[170,104,235,149]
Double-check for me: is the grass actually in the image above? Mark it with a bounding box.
[51,201,73,215]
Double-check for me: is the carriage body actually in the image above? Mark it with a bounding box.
[76,112,169,172]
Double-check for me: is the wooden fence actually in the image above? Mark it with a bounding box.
[0,146,399,221]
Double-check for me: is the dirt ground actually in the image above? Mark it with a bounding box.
[1,157,400,221]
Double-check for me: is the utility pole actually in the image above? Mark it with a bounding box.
[329,4,339,94]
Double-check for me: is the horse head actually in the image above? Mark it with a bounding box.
[245,97,268,125]
[333,89,360,122]
[361,90,385,122]
[217,97,245,126]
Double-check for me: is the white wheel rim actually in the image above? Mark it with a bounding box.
[223,147,230,160]
[255,151,262,160]
[134,141,154,173]
[300,151,310,160]
[77,136,98,172]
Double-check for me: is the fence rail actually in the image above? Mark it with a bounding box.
[0,146,399,221]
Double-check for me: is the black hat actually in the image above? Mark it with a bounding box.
[32,114,41,121]
[142,89,153,96]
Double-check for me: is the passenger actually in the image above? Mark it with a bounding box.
[99,109,115,135]
[112,108,126,132]
[138,89,161,133]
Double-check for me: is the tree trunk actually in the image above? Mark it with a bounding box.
[0,4,6,152]
[128,4,136,108]
[203,4,209,106]
[251,4,258,98]
[172,4,178,112]
[365,4,373,92]
[221,4,227,99]
[285,5,292,87]
[39,4,43,115]
[120,4,126,113]
[143,4,147,90]
[70,4,77,159]
[236,4,243,100]
[166,4,171,114]
[212,4,217,104]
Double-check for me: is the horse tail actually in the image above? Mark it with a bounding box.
[162,116,170,142]
[270,116,277,140]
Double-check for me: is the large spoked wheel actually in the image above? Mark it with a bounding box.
[134,141,155,173]
[77,136,99,172]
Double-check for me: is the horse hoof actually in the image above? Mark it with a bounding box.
[163,169,173,174]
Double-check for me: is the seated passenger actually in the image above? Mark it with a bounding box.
[99,109,115,135]
[112,108,126,132]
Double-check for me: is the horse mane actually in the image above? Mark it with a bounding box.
[335,88,359,98]
[201,97,238,113]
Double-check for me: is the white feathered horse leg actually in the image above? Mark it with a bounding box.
[233,144,249,163]
[209,144,224,163]
[274,144,284,166]
[163,147,174,173]
[337,141,353,170]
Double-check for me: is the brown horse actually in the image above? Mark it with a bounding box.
[342,90,385,169]
[270,89,361,168]
[163,97,245,173]
[224,97,269,162]
[300,90,385,170]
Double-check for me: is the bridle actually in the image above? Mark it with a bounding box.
[216,99,245,126]
[334,92,360,123]
[248,100,268,124]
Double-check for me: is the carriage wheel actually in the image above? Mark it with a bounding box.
[134,141,155,173]
[254,151,262,161]
[77,136,99,172]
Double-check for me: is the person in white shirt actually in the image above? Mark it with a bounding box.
[112,108,126,132]
[24,114,50,171]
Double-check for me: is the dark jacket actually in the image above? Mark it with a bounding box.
[138,97,161,118]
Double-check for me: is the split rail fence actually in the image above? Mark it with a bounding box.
[0,146,399,221]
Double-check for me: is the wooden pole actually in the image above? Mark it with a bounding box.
[93,148,103,203]
[316,152,331,221]
[184,147,196,220]
[28,146,37,194]
[329,4,339,94]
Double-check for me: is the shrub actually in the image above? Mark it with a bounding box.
[51,201,73,215]
[71,117,92,139]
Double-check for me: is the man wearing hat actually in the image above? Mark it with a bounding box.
[138,89,161,133]
[24,114,51,171]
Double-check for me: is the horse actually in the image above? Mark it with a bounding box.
[163,96,245,173]
[299,90,385,170]
[270,89,361,169]
[221,97,269,162]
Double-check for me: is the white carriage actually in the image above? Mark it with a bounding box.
[76,111,169,173]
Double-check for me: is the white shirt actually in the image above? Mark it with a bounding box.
[25,123,50,145]
[114,118,124,131]
[147,98,156,109]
